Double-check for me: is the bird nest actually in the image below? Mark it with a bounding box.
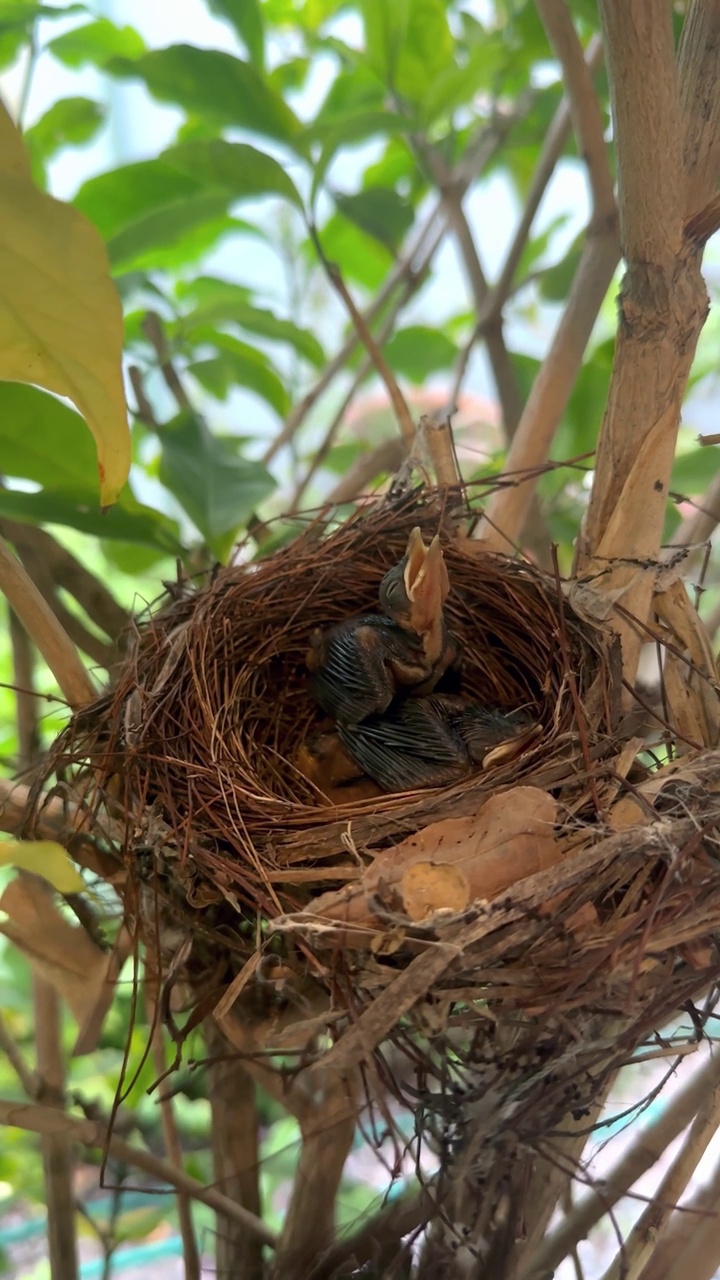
[39,489,720,1180]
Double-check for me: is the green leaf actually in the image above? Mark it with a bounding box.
[188,337,290,417]
[25,97,105,169]
[161,138,303,210]
[319,212,393,290]
[0,102,129,505]
[333,187,413,252]
[0,487,183,551]
[0,3,85,70]
[177,279,325,367]
[208,0,264,70]
[552,343,612,459]
[100,541,170,576]
[108,45,301,146]
[383,326,457,383]
[0,839,85,893]
[538,233,585,302]
[420,40,505,124]
[361,0,453,103]
[47,18,145,68]
[107,199,239,273]
[158,412,275,554]
[74,159,203,240]
[0,383,99,493]
[75,142,302,273]
[671,447,720,493]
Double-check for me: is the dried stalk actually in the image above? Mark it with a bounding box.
[0,1098,276,1246]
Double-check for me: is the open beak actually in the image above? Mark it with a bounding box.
[402,528,449,634]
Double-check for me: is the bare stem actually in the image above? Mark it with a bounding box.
[310,229,416,447]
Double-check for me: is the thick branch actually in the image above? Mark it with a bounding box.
[577,0,720,686]
[678,2,720,218]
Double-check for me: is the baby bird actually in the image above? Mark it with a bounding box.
[307,527,458,728]
[338,694,539,792]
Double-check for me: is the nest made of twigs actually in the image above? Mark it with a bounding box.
[36,487,720,1200]
[54,491,615,918]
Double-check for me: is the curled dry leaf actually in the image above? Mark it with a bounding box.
[308,785,560,934]
[0,876,110,1030]
[654,578,720,748]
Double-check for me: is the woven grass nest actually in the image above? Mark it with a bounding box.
[46,489,720,1137]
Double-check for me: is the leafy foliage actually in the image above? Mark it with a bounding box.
[1,2,720,1271]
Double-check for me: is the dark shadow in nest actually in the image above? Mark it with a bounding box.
[51,492,618,920]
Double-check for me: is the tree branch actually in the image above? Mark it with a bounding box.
[535,2,615,214]
[0,1098,277,1248]
[0,778,123,881]
[263,96,536,468]
[0,539,95,708]
[520,1049,720,1279]
[476,228,620,553]
[0,520,128,643]
[309,231,416,447]
[475,18,619,553]
[576,0,720,687]
[597,1053,720,1280]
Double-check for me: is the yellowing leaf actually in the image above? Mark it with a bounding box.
[0,839,85,893]
[0,101,129,505]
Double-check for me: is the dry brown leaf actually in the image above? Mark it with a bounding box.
[401,862,469,921]
[0,876,109,1029]
[654,578,720,747]
[310,786,560,933]
[662,650,706,751]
